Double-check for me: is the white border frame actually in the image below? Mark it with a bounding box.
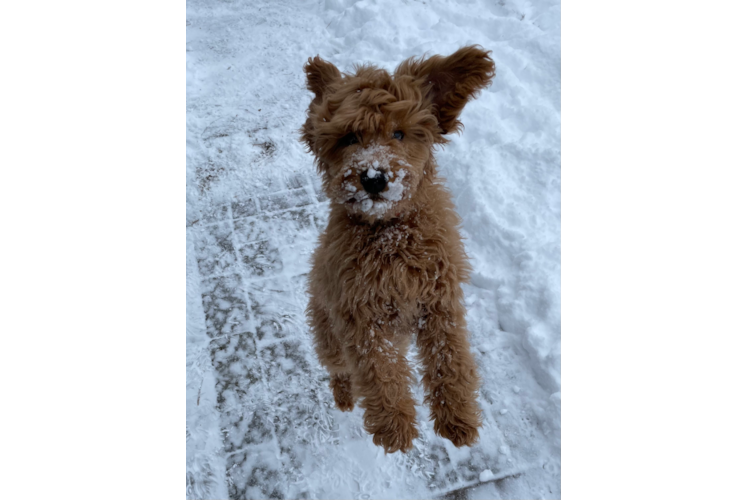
[560,4,748,500]
[559,241,577,500]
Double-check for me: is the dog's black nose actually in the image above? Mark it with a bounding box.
[360,169,387,194]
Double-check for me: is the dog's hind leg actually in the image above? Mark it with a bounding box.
[417,296,482,448]
[329,372,354,411]
[307,296,355,411]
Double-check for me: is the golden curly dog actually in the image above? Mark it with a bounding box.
[301,46,495,453]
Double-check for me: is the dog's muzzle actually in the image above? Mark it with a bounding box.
[360,169,387,194]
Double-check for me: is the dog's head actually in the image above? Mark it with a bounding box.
[301,46,495,224]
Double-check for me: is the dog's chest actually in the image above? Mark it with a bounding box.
[364,223,410,254]
[344,221,439,296]
[350,221,417,259]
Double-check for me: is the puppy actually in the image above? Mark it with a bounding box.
[301,46,495,453]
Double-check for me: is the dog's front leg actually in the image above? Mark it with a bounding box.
[344,322,419,453]
[417,297,482,447]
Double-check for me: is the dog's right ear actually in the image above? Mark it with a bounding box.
[304,56,341,104]
[396,46,494,134]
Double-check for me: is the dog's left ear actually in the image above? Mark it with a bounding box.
[396,46,495,134]
[304,56,341,104]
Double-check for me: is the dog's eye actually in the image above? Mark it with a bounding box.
[393,130,404,140]
[341,133,358,147]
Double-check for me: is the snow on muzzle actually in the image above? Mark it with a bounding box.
[360,167,387,194]
[340,145,409,217]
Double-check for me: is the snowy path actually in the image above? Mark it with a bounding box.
[187,0,560,498]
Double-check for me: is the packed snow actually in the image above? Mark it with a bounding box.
[187,0,560,498]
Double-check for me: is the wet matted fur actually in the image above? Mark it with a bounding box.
[301,46,495,453]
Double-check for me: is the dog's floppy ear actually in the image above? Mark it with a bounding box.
[304,56,341,104]
[396,46,494,134]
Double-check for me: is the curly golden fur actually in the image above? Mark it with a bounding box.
[301,46,495,453]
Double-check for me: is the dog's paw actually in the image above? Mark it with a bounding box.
[330,375,355,412]
[435,417,480,447]
[333,388,355,412]
[429,385,482,447]
[368,412,419,453]
[433,404,482,447]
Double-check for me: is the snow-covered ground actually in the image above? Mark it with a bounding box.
[187,0,560,498]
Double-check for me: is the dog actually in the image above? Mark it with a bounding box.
[301,46,495,453]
